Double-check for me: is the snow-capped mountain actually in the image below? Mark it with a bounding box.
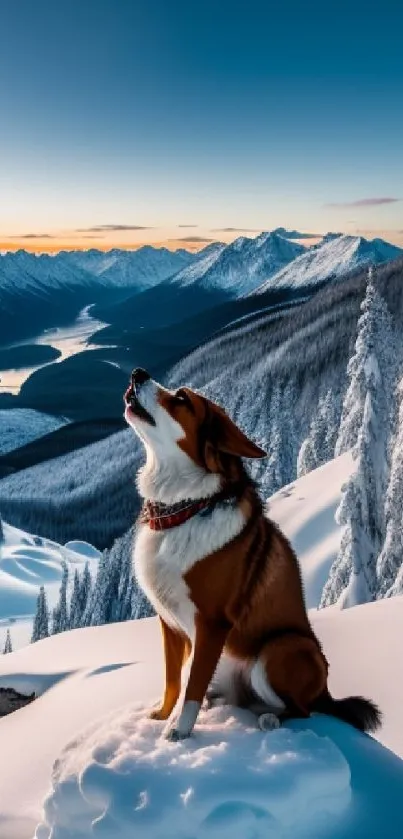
[171,231,305,295]
[66,245,195,290]
[253,234,403,293]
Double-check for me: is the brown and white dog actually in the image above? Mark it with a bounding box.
[125,368,381,741]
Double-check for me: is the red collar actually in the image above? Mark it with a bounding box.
[140,497,214,531]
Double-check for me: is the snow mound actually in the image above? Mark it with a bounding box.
[63,541,101,560]
[0,523,99,650]
[36,705,351,839]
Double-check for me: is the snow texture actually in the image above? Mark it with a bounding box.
[0,409,66,454]
[35,706,351,839]
[0,522,100,650]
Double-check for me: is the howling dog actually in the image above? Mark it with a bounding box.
[125,368,381,741]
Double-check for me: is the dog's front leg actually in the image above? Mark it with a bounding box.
[166,614,229,740]
[149,617,191,720]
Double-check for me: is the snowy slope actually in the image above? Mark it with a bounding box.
[0,523,100,650]
[268,452,354,608]
[170,231,305,295]
[0,409,66,455]
[254,234,403,293]
[0,598,402,839]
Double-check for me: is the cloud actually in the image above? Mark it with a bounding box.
[211,227,261,232]
[177,224,198,228]
[325,198,400,208]
[172,236,216,243]
[75,224,154,232]
[9,233,56,239]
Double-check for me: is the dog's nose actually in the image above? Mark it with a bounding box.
[131,368,151,387]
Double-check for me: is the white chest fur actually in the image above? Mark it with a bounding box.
[133,502,246,639]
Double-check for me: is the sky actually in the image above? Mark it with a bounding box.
[0,0,402,252]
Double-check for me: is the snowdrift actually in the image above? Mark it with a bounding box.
[0,596,403,838]
[0,522,100,650]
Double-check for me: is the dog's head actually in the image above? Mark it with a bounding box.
[124,368,266,475]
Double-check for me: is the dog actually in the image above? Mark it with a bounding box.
[125,368,381,741]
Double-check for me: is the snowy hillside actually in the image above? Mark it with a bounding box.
[0,409,66,455]
[0,522,100,650]
[254,234,402,293]
[0,599,402,838]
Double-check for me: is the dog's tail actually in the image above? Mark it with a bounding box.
[314,689,381,733]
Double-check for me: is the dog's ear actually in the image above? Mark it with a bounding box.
[206,405,267,461]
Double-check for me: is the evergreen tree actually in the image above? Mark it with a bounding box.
[79,562,92,618]
[0,513,4,544]
[298,389,341,478]
[321,270,396,608]
[69,569,81,629]
[377,378,403,597]
[31,586,50,642]
[266,382,297,495]
[3,628,13,654]
[335,266,396,457]
[52,562,69,634]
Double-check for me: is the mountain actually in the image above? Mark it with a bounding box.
[254,234,403,293]
[92,233,305,334]
[0,246,199,344]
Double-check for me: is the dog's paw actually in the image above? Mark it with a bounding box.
[165,726,190,742]
[148,705,171,721]
[258,712,281,732]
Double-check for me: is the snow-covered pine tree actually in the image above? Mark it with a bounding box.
[79,562,92,618]
[298,388,341,478]
[3,628,13,654]
[321,269,396,608]
[376,377,403,597]
[52,562,69,634]
[266,382,297,495]
[69,569,81,629]
[31,586,50,642]
[335,266,396,457]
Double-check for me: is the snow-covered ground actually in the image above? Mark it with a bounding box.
[0,409,66,453]
[0,600,402,839]
[268,451,354,608]
[0,452,402,837]
[0,523,100,650]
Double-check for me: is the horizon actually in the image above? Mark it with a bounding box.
[1,0,402,251]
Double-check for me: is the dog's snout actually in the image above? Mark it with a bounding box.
[131,368,151,387]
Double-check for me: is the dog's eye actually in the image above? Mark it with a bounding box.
[173,389,194,411]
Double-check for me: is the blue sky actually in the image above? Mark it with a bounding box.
[1,0,402,249]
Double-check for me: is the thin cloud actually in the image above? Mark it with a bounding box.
[9,233,56,239]
[173,236,216,243]
[76,224,154,232]
[325,198,400,208]
[177,224,198,228]
[211,226,261,232]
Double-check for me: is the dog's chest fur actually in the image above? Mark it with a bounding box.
[133,502,246,639]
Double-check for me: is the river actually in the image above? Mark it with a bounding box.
[0,305,108,394]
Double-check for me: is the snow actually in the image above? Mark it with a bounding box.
[1,454,403,838]
[0,595,403,838]
[268,452,354,608]
[0,523,100,650]
[254,234,402,293]
[0,409,66,454]
[170,232,304,296]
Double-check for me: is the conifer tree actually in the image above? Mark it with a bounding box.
[31,586,50,642]
[321,269,396,608]
[52,562,69,634]
[3,628,13,654]
[377,378,403,597]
